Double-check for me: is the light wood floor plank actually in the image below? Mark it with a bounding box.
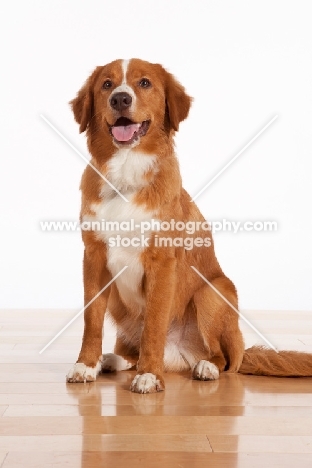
[2,451,312,468]
[2,452,312,468]
[1,372,312,407]
[0,373,68,383]
[0,452,8,465]
[0,406,8,417]
[0,363,69,372]
[5,404,312,417]
[209,435,312,453]
[2,415,312,436]
[0,383,91,394]
[0,434,211,452]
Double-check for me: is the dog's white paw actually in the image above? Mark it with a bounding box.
[66,361,101,383]
[130,373,164,394]
[101,353,133,372]
[192,360,220,381]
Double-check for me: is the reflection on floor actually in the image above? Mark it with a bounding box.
[0,309,312,467]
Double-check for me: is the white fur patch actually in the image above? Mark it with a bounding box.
[109,59,136,109]
[101,353,133,371]
[163,325,197,371]
[84,149,158,309]
[122,59,130,80]
[164,342,190,371]
[130,373,162,393]
[192,360,220,381]
[66,361,102,383]
[107,245,145,308]
[102,149,157,195]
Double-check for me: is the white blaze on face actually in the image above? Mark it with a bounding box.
[122,59,130,83]
[109,59,140,144]
[109,58,136,106]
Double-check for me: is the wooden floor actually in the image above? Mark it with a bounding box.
[1,310,312,467]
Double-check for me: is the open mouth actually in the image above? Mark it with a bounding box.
[109,117,150,145]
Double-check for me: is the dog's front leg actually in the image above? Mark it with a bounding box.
[130,253,176,394]
[67,242,111,383]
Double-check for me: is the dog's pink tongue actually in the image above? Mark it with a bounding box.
[112,124,140,142]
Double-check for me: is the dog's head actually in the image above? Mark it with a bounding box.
[70,59,192,151]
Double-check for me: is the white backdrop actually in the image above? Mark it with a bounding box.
[1,0,312,310]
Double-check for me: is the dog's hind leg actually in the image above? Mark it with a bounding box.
[101,337,138,372]
[102,286,140,372]
[192,276,244,380]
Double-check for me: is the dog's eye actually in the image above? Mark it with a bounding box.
[102,80,113,90]
[139,78,151,88]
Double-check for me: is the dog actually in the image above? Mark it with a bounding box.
[67,58,312,393]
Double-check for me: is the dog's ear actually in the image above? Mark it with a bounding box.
[165,71,192,132]
[70,67,101,133]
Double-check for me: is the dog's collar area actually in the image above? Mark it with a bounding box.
[109,117,150,145]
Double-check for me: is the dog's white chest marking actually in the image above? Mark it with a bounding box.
[85,149,158,307]
[103,148,156,194]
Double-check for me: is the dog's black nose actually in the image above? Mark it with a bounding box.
[110,92,132,111]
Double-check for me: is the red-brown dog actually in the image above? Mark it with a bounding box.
[67,58,312,393]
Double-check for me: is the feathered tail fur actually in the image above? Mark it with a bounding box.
[239,346,312,377]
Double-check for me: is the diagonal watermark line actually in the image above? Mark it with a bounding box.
[39,266,128,354]
[191,266,278,351]
[40,114,129,203]
[191,114,278,202]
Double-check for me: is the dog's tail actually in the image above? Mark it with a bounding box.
[238,346,312,377]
